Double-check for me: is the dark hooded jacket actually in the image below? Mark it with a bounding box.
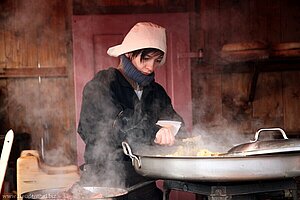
[78,67,184,186]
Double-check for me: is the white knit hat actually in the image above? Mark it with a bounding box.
[107,22,167,64]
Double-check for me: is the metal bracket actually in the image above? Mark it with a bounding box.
[177,49,203,59]
[209,186,231,200]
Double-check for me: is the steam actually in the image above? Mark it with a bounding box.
[76,77,131,189]
[43,146,74,166]
[2,0,58,34]
[189,124,251,153]
[79,119,127,188]
[1,0,73,166]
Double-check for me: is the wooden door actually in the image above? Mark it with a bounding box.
[72,13,193,200]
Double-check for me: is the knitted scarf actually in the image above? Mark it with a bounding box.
[121,54,154,87]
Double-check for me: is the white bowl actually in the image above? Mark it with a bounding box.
[156,120,182,136]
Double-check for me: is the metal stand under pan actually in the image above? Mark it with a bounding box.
[162,179,298,200]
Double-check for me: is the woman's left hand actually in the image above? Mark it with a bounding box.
[154,127,175,146]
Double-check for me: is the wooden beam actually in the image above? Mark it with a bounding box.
[0,67,67,78]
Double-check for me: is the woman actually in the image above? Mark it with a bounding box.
[78,22,185,199]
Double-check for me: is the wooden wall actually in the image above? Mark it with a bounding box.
[73,0,196,14]
[192,0,300,136]
[73,0,300,137]
[0,0,76,165]
[0,0,299,167]
[0,0,195,166]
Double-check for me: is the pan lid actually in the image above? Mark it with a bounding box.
[226,128,300,156]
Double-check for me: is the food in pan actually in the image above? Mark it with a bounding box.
[164,145,220,157]
[196,149,220,157]
[159,136,221,157]
[52,183,103,199]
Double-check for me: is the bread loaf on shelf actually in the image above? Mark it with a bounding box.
[221,41,269,63]
[271,42,300,58]
[271,42,300,51]
[222,41,268,52]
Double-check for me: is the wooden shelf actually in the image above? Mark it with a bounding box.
[222,57,300,103]
[0,67,67,78]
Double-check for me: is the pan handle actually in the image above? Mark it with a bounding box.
[121,142,141,168]
[251,128,288,143]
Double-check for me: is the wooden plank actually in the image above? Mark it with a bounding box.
[7,78,42,141]
[195,60,300,74]
[199,0,220,63]
[0,80,9,132]
[221,73,253,133]
[14,0,26,68]
[37,0,57,67]
[4,30,19,68]
[38,78,73,151]
[189,12,200,52]
[249,1,269,42]
[25,29,38,67]
[73,0,193,14]
[280,0,300,42]
[218,0,254,67]
[0,0,76,167]
[7,78,75,158]
[192,73,222,128]
[266,0,281,43]
[15,31,26,67]
[252,72,283,128]
[219,0,251,43]
[3,0,18,68]
[52,0,68,68]
[0,24,5,68]
[283,71,300,132]
[0,67,67,78]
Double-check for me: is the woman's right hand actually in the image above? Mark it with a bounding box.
[154,127,175,146]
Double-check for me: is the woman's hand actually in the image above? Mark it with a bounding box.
[154,127,175,146]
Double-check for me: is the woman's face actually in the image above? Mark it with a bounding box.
[130,52,163,75]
